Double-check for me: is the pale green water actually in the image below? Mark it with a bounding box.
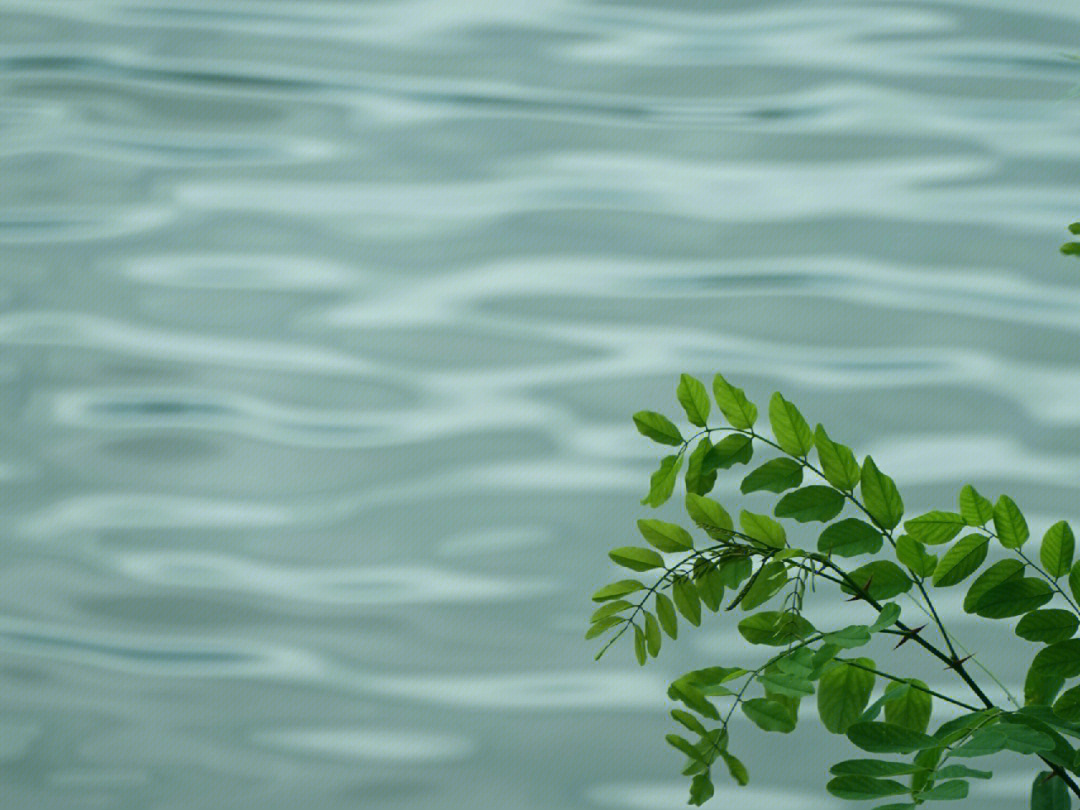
[2,1,1080,808]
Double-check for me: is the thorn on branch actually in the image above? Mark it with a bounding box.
[943,653,974,671]
[892,624,926,649]
[845,575,873,601]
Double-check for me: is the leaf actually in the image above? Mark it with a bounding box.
[739,510,787,549]
[1043,521,1076,579]
[869,603,902,633]
[641,454,683,507]
[608,547,665,572]
[592,579,644,602]
[846,721,938,754]
[818,658,876,734]
[684,493,734,540]
[718,556,752,588]
[884,679,932,734]
[738,560,788,610]
[737,611,815,646]
[917,780,968,801]
[758,670,815,698]
[1017,610,1079,644]
[996,722,1056,754]
[668,680,720,720]
[934,765,992,780]
[768,392,814,456]
[827,776,909,801]
[950,728,1008,757]
[589,600,632,622]
[742,698,797,733]
[741,457,804,494]
[973,577,1053,618]
[859,684,912,723]
[684,438,717,496]
[841,561,914,600]
[666,733,706,764]
[683,666,747,690]
[1030,771,1070,810]
[958,484,994,526]
[719,750,749,786]
[818,518,884,558]
[677,374,711,427]
[637,519,695,552]
[822,625,872,649]
[673,578,702,626]
[1053,685,1080,723]
[1071,561,1080,605]
[633,411,683,446]
[712,374,757,429]
[644,612,662,657]
[695,566,726,612]
[688,772,714,805]
[895,535,938,577]
[830,759,922,777]
[703,433,753,471]
[903,511,966,546]
[860,456,905,530]
[633,624,647,665]
[814,424,861,491]
[963,559,1024,613]
[655,593,679,639]
[932,534,989,587]
[774,485,845,523]
[993,494,1029,549]
[671,709,707,737]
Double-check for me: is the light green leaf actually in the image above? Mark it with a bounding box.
[1042,521,1076,579]
[963,559,1025,613]
[719,751,749,786]
[667,679,720,720]
[860,456,905,530]
[758,670,815,698]
[632,411,683,446]
[768,392,814,457]
[739,510,787,549]
[903,511,966,546]
[996,722,1056,754]
[973,577,1053,619]
[695,566,726,612]
[585,615,623,639]
[665,733,706,763]
[814,424,861,491]
[918,780,968,801]
[739,560,788,610]
[644,612,662,657]
[737,611,815,646]
[1016,609,1079,644]
[718,556,752,588]
[673,578,702,626]
[655,592,679,639]
[884,680,932,734]
[589,600,632,622]
[592,579,644,602]
[841,561,913,600]
[671,709,707,737]
[1030,771,1070,810]
[858,684,912,723]
[958,484,994,526]
[895,535,938,577]
[822,625,872,649]
[774,485,845,523]
[677,374,711,427]
[683,666,747,690]
[688,772,714,806]
[641,453,683,507]
[1053,685,1080,723]
[993,494,1029,549]
[826,776,909,801]
[818,518,883,558]
[609,546,665,572]
[633,623,646,665]
[846,721,938,753]
[742,698,797,733]
[703,433,753,470]
[684,438,717,496]
[712,374,757,429]
[685,493,734,540]
[637,519,695,552]
[869,603,902,633]
[818,658,876,734]
[740,457,804,494]
[932,534,989,587]
[829,759,921,777]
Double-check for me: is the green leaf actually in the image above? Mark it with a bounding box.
[677,374,711,427]
[1016,610,1079,644]
[644,611,662,657]
[934,765,992,780]
[846,721,938,754]
[1071,561,1080,605]
[655,592,679,639]
[742,698,797,733]
[712,374,757,429]
[1030,771,1070,810]
[869,603,902,633]
[633,624,647,665]
[758,670,815,698]
[1028,640,1080,693]
[719,750,749,786]
[1053,685,1080,723]
[637,519,695,552]
[737,611,815,646]
[703,433,753,470]
[688,772,714,805]
[895,535,938,577]
[671,709,707,737]
[683,666,747,690]
[963,559,1024,613]
[822,625,872,649]
[903,511,966,546]
[775,485,845,523]
[768,392,814,457]
[633,411,683,446]
[841,561,914,600]
[673,578,702,626]
[827,776,909,801]
[1043,521,1076,579]
[684,438,717,496]
[918,780,968,801]
[685,493,734,540]
[818,518,883,558]
[973,577,1053,618]
[740,457,804,494]
[665,733,706,763]
[996,722,1056,754]
[993,495,1029,549]
[818,658,876,734]
[958,484,994,526]
[589,600,632,622]
[739,510,787,549]
[718,556,752,588]
[884,680,932,734]
[860,456,905,530]
[695,566,726,612]
[738,560,788,610]
[830,759,922,777]
[609,547,665,572]
[641,453,683,507]
[592,579,644,602]
[667,680,720,720]
[585,615,623,639]
[932,534,989,587]
[950,728,1008,757]
[933,709,1000,744]
[814,424,861,491]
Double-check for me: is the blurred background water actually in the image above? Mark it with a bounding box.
[2,0,1080,808]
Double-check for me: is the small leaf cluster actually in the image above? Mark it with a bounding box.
[590,373,1080,808]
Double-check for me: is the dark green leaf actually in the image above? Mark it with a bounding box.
[768,392,814,456]
[592,579,644,602]
[932,533,988,587]
[671,709,707,737]
[695,567,726,612]
[684,438,717,496]
[739,510,787,549]
[637,519,695,552]
[688,772,714,805]
[841,561,914,600]
[644,612,662,656]
[683,666,747,690]
[737,611,815,646]
[667,680,720,720]
[641,453,683,507]
[742,698,797,733]
[869,804,917,810]
[818,658,876,734]
[585,615,624,639]
[673,578,702,626]
[951,728,1007,757]
[895,535,938,577]
[830,759,922,777]
[822,625,872,649]
[997,722,1056,754]
[1017,610,1079,644]
[814,424,861,491]
[609,546,665,572]
[958,484,994,526]
[739,560,788,610]
[963,559,1024,613]
[703,433,753,471]
[884,680,932,734]
[633,624,646,665]
[719,751,749,786]
[827,776,909,801]
[712,374,757,429]
[633,411,683,446]
[993,494,1029,549]
[973,577,1053,618]
[1030,771,1070,810]
[655,592,679,639]
[818,518,883,557]
[860,456,904,530]
[934,765,992,780]
[904,511,965,546]
[918,780,968,801]
[1042,521,1076,579]
[666,733,705,763]
[741,457,804,494]
[684,493,734,540]
[1054,685,1080,723]
[677,374,711,427]
[933,709,1000,744]
[775,485,845,523]
[846,721,937,753]
[1071,560,1080,605]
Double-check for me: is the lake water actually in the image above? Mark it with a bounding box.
[2,1,1080,808]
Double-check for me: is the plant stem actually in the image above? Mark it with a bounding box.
[837,659,980,712]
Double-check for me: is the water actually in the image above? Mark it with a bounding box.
[2,1,1080,807]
